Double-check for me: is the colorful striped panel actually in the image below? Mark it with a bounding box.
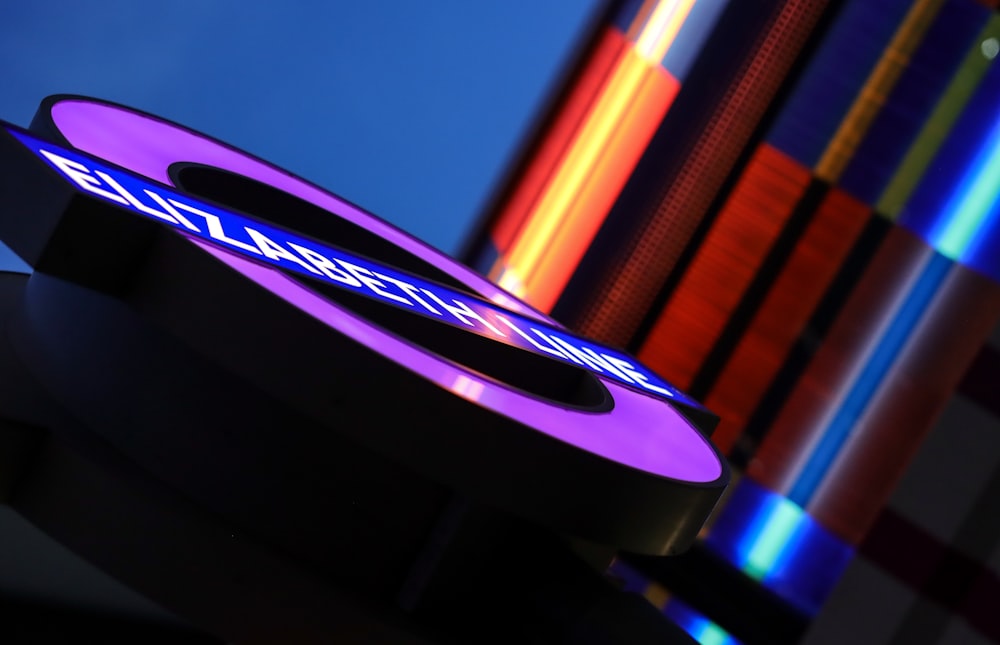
[808,261,1000,543]
[485,0,693,312]
[802,322,1000,643]
[899,47,1000,283]
[638,144,811,390]
[489,27,626,254]
[877,14,1000,218]
[813,0,946,183]
[746,226,932,497]
[747,227,1000,542]
[691,0,981,455]
[767,0,916,170]
[784,251,954,506]
[694,262,1000,628]
[839,0,989,205]
[699,2,996,455]
[496,55,680,310]
[573,0,832,348]
[702,188,870,454]
[704,478,853,616]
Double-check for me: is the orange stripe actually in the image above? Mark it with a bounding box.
[492,2,696,306]
[491,28,626,254]
[503,52,652,283]
[704,188,870,454]
[522,64,680,311]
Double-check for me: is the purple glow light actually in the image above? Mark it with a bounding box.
[49,98,722,483]
[49,101,542,319]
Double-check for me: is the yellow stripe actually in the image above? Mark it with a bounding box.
[505,51,650,282]
[815,0,946,182]
[876,15,1000,219]
[503,0,695,295]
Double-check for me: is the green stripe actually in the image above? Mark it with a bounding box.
[877,15,1000,219]
[698,622,731,645]
[743,496,804,580]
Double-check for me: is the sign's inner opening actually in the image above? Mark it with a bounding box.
[170,163,610,411]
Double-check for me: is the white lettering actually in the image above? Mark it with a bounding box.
[530,328,579,362]
[375,273,442,314]
[32,146,678,402]
[336,260,412,305]
[421,290,505,337]
[167,199,262,255]
[543,336,638,383]
[94,171,180,225]
[39,150,128,205]
[581,347,634,383]
[143,191,201,232]
[245,228,321,275]
[548,336,617,372]
[286,243,362,286]
[495,315,569,359]
[603,355,673,396]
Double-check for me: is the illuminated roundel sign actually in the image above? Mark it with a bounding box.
[0,96,727,555]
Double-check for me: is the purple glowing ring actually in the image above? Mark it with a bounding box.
[35,96,725,551]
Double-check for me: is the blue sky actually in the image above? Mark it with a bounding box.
[0,1,603,271]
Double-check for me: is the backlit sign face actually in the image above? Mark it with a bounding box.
[0,96,727,556]
[7,126,693,406]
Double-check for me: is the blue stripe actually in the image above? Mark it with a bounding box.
[899,57,1000,284]
[787,251,952,506]
[704,479,853,616]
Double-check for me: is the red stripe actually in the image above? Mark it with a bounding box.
[577,0,831,348]
[638,144,811,391]
[703,186,869,453]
